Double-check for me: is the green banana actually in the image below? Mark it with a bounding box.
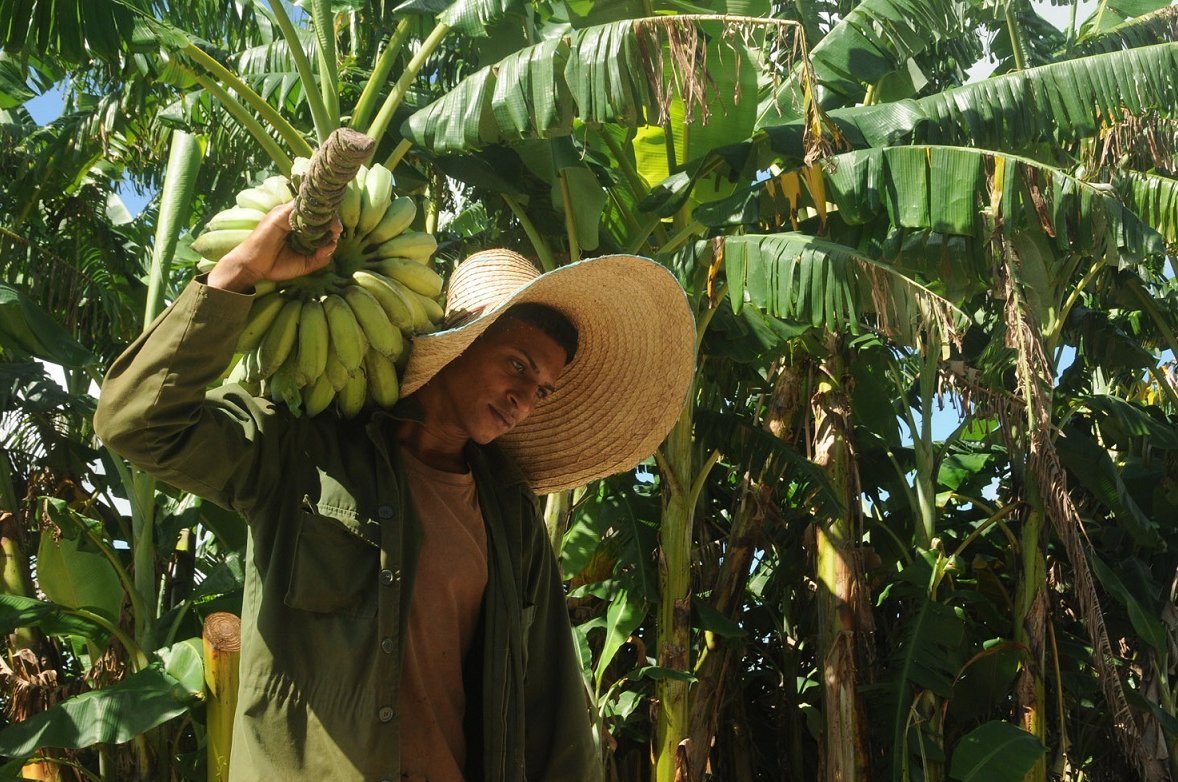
[192,229,253,261]
[295,299,329,385]
[343,284,404,360]
[369,257,444,298]
[352,270,415,331]
[236,294,287,353]
[266,352,303,414]
[339,178,363,236]
[408,289,445,326]
[208,206,266,231]
[323,293,367,373]
[257,298,303,379]
[302,372,336,417]
[324,350,351,392]
[241,346,264,384]
[226,354,250,385]
[365,351,400,407]
[290,156,312,179]
[393,278,432,332]
[207,154,444,417]
[357,164,393,236]
[235,186,283,213]
[261,175,295,204]
[337,365,367,419]
[363,196,416,246]
[370,231,436,263]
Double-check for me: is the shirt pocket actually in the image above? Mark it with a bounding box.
[284,496,379,615]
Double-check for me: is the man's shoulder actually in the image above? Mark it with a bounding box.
[469,440,532,493]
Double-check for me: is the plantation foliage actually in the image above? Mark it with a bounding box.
[2,0,1178,779]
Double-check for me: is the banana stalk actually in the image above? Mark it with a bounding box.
[288,128,375,254]
[203,612,242,782]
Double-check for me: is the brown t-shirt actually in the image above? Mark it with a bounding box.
[398,450,489,782]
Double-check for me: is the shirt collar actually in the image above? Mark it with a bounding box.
[365,398,531,490]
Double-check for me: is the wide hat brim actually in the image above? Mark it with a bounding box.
[400,254,696,494]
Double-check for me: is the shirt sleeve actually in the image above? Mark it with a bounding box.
[93,278,294,516]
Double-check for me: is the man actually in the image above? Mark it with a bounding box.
[94,204,695,781]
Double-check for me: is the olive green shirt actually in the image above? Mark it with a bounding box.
[93,279,601,782]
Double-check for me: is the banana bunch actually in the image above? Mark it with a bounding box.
[195,160,444,419]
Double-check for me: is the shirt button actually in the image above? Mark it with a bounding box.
[381,637,394,654]
[378,705,395,723]
[377,504,394,519]
[379,569,397,585]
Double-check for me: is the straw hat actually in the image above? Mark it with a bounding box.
[400,249,696,494]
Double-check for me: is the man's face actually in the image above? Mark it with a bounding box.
[430,318,568,444]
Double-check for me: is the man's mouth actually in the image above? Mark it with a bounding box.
[491,406,514,429]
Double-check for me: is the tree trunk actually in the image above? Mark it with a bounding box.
[811,340,869,782]
[1014,504,1048,782]
[685,480,767,779]
[203,612,242,782]
[654,406,696,782]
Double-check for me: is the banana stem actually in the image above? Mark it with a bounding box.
[503,194,555,272]
[351,19,413,131]
[624,214,664,254]
[183,45,313,159]
[425,167,441,235]
[366,22,451,148]
[311,0,341,129]
[1005,0,1028,71]
[182,66,294,175]
[68,607,149,671]
[266,0,334,142]
[662,219,703,255]
[383,138,413,171]
[558,169,581,265]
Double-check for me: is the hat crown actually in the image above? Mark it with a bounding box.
[443,249,542,327]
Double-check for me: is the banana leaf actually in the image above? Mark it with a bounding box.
[0,285,96,367]
[404,15,778,155]
[699,147,1167,269]
[1062,305,1156,372]
[1117,171,1178,248]
[1076,393,1178,451]
[0,594,109,644]
[718,233,969,349]
[756,0,973,125]
[439,0,530,37]
[769,43,1178,153]
[1088,552,1168,656]
[0,0,140,61]
[1056,426,1160,548]
[0,664,200,757]
[1073,5,1178,56]
[948,721,1046,782]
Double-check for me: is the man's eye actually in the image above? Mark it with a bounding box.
[536,387,549,401]
[510,358,525,373]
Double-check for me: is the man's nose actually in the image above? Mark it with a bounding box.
[507,384,536,419]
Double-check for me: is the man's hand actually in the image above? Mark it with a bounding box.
[207,202,342,294]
